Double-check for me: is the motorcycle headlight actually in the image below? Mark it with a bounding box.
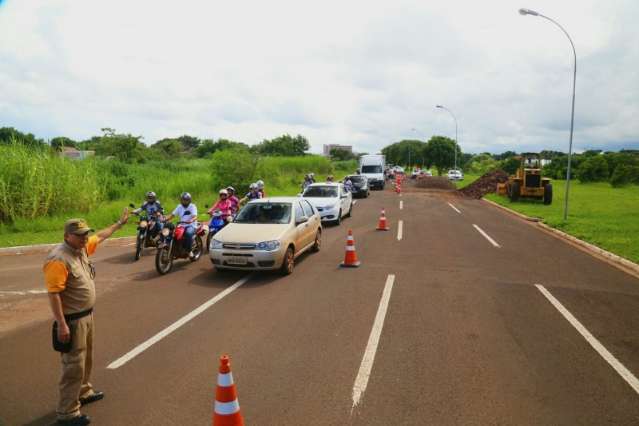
[139,220,148,228]
[256,240,281,251]
[161,228,170,237]
[211,239,223,250]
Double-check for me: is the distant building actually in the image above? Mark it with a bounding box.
[323,144,353,157]
[60,147,95,160]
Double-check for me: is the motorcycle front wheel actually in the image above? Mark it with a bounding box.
[155,244,173,274]
[190,236,203,262]
[135,231,145,261]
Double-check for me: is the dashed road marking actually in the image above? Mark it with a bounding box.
[472,224,500,248]
[397,220,403,241]
[107,274,252,369]
[0,289,48,296]
[536,284,639,395]
[352,274,396,411]
[399,200,403,210]
[447,202,461,214]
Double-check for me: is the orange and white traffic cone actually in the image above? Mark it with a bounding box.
[340,229,361,268]
[213,355,244,426]
[376,209,390,231]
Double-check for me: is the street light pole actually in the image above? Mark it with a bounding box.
[519,8,577,221]
[435,105,458,171]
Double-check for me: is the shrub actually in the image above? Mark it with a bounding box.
[610,164,639,187]
[578,155,609,182]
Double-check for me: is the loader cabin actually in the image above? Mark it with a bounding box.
[497,153,553,204]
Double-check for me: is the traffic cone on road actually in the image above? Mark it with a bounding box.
[376,209,390,231]
[340,229,361,268]
[213,355,244,426]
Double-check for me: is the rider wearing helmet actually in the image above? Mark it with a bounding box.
[226,186,240,215]
[343,176,353,192]
[165,192,198,258]
[240,183,262,205]
[208,189,233,222]
[256,179,266,198]
[133,191,164,237]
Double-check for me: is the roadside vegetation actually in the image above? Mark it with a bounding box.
[485,181,639,263]
[0,127,356,247]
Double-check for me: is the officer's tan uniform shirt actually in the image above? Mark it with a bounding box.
[43,236,99,314]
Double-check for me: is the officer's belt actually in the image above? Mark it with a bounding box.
[64,308,93,322]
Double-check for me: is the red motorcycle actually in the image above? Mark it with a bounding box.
[155,219,206,275]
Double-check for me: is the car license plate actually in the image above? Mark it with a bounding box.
[227,256,248,265]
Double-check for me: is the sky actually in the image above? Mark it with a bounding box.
[0,0,637,154]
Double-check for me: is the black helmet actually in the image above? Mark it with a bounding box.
[146,191,156,202]
[180,192,192,206]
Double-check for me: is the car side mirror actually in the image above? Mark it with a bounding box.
[296,215,308,225]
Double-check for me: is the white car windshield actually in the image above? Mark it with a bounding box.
[304,186,338,198]
[362,165,383,173]
[234,203,291,224]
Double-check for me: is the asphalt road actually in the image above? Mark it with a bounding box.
[1,184,639,425]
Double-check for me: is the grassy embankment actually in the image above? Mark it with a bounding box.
[484,180,639,263]
[0,144,356,247]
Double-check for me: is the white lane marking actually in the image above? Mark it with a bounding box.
[535,284,639,395]
[0,289,48,296]
[397,220,403,241]
[447,202,461,214]
[107,275,252,369]
[472,224,500,248]
[399,200,403,210]
[352,274,396,411]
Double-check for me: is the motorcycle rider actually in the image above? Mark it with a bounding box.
[132,191,164,238]
[208,189,233,222]
[164,192,198,259]
[256,180,266,198]
[226,186,240,215]
[326,175,335,182]
[344,176,353,192]
[240,183,262,205]
[301,174,313,192]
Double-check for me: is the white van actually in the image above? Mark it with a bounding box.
[359,154,385,190]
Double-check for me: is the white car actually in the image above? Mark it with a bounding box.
[301,182,353,225]
[447,169,464,181]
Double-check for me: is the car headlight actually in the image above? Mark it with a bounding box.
[211,239,223,250]
[256,240,281,251]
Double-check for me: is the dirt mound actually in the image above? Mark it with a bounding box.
[458,170,509,199]
[415,176,456,190]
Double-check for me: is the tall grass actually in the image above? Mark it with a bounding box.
[0,149,352,246]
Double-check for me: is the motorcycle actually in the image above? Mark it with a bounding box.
[129,203,162,261]
[205,209,227,253]
[155,213,205,275]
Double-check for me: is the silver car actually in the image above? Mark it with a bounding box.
[209,197,322,275]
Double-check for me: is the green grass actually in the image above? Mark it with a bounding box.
[454,173,482,188]
[485,181,639,263]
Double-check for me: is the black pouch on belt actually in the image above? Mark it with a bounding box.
[52,321,73,353]
[51,308,92,353]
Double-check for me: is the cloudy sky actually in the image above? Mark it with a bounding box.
[0,0,637,154]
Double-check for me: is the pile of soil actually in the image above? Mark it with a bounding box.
[458,170,509,199]
[415,176,456,190]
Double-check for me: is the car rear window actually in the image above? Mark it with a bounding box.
[362,165,383,173]
[303,186,338,198]
[234,203,292,224]
[349,176,366,183]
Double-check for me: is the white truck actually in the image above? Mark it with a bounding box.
[358,154,386,190]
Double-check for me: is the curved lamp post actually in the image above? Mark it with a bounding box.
[519,8,577,221]
[435,105,458,171]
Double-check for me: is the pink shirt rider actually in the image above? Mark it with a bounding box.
[209,199,233,219]
[228,195,239,214]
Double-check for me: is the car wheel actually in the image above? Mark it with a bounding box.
[335,210,342,225]
[311,230,321,252]
[280,246,294,275]
[345,203,352,218]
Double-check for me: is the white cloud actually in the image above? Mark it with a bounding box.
[0,0,637,154]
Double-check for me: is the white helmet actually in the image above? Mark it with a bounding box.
[249,183,258,190]
[256,180,264,189]
[219,189,228,196]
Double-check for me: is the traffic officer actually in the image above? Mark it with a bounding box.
[44,209,129,425]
